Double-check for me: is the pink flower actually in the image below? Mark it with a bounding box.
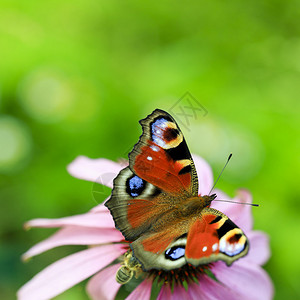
[18,155,274,300]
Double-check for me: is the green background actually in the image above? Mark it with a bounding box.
[0,1,299,299]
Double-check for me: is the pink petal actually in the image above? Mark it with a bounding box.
[17,244,126,300]
[210,188,231,212]
[192,154,214,196]
[212,261,274,300]
[125,279,152,300]
[157,284,172,300]
[87,263,121,300]
[189,275,241,300]
[243,231,271,266]
[158,285,192,300]
[211,189,253,232]
[22,227,124,260]
[188,280,206,300]
[67,156,122,187]
[90,202,110,213]
[171,285,191,300]
[25,211,115,230]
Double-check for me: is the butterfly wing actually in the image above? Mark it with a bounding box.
[129,109,198,196]
[130,225,188,271]
[130,207,249,271]
[105,166,167,241]
[185,207,249,266]
[105,109,198,241]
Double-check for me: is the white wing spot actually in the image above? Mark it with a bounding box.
[150,145,159,152]
[202,246,207,252]
[212,243,218,252]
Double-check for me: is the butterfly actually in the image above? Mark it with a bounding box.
[105,109,248,273]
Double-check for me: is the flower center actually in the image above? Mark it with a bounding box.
[148,263,211,287]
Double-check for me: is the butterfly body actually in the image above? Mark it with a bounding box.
[105,109,249,277]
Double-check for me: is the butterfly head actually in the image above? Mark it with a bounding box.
[201,193,217,207]
[209,193,217,200]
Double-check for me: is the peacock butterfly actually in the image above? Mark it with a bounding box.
[105,109,248,276]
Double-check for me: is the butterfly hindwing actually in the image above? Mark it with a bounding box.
[130,221,189,271]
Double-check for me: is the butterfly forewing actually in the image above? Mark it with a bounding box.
[105,166,164,241]
[129,109,198,196]
[185,208,249,267]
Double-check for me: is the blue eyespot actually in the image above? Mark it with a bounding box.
[165,246,185,261]
[126,175,145,197]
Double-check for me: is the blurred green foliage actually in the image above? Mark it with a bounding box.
[0,0,299,299]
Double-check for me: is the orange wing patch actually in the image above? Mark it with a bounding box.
[133,141,192,194]
[185,208,249,267]
[141,231,174,253]
[185,216,220,260]
[127,199,161,230]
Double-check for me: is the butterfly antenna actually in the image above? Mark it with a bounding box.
[208,153,232,196]
[213,199,259,207]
